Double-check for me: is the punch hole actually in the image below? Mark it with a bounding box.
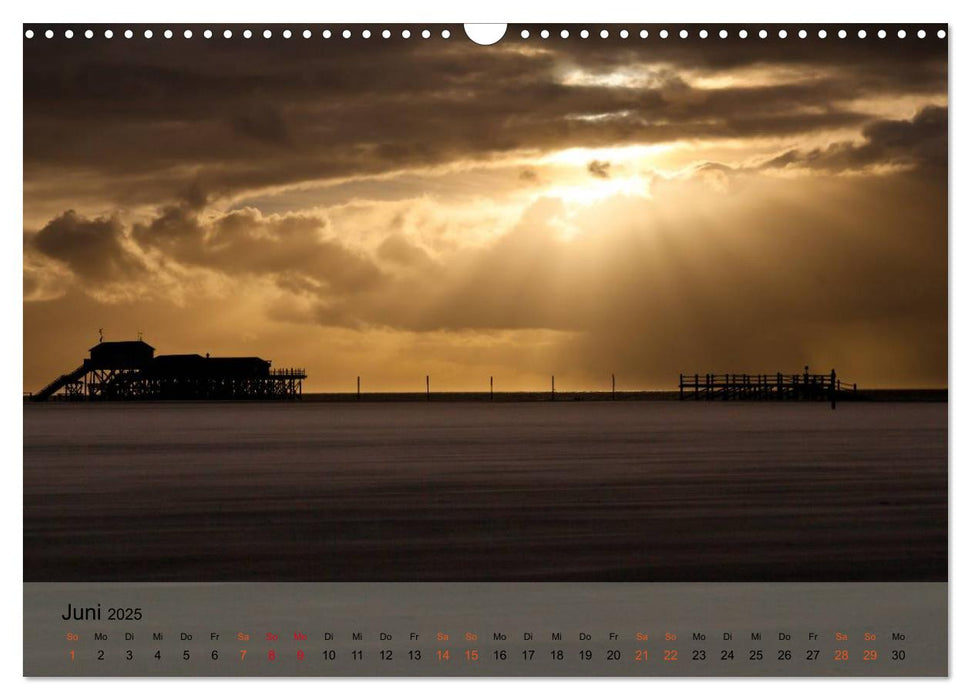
[464,24,506,45]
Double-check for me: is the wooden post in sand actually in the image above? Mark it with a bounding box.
[830,368,837,410]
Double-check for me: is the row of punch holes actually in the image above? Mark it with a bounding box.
[24,26,947,41]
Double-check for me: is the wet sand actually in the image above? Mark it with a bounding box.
[23,401,947,581]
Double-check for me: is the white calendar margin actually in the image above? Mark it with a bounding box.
[3,0,962,697]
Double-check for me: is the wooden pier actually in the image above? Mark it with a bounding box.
[679,367,856,407]
[30,339,306,401]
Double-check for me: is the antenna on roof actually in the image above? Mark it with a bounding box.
[98,328,103,343]
[138,330,143,341]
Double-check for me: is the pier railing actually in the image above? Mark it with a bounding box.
[679,370,856,405]
[270,368,307,379]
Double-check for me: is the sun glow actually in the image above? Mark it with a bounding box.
[532,145,667,207]
[540,174,649,206]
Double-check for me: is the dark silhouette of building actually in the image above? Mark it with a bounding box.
[89,340,156,369]
[30,339,305,401]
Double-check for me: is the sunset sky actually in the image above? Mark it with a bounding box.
[23,26,948,392]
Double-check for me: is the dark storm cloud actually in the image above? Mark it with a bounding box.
[27,203,384,297]
[762,105,947,174]
[23,30,947,208]
[131,205,385,293]
[31,211,145,281]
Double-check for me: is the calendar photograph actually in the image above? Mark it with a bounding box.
[23,23,947,583]
[22,22,948,677]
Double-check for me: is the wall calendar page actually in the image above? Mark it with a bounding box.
[21,17,949,680]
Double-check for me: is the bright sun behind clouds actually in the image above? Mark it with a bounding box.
[540,175,650,208]
[531,144,675,208]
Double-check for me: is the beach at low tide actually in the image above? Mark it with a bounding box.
[24,400,947,581]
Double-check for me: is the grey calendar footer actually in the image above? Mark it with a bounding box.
[24,582,947,676]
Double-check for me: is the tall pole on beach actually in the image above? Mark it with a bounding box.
[612,373,616,400]
[426,375,430,401]
[551,375,555,401]
[357,375,360,400]
[490,375,493,400]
